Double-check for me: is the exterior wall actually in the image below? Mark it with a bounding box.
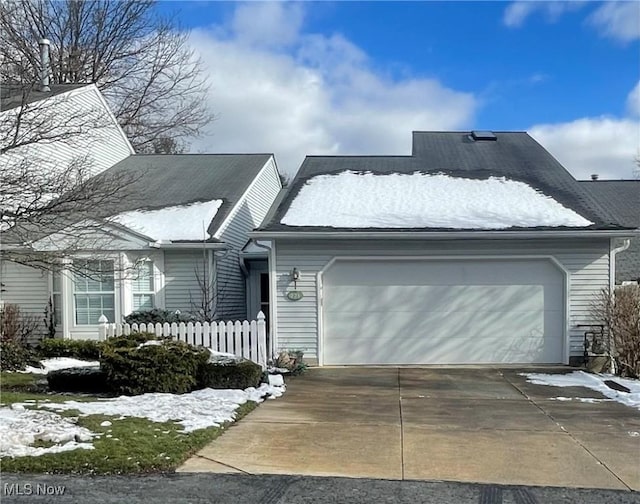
[274,238,611,362]
[214,158,282,320]
[2,85,132,179]
[164,250,207,315]
[0,261,49,340]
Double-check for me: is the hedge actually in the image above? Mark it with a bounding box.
[197,360,263,390]
[47,366,109,394]
[37,338,103,360]
[0,339,33,371]
[101,339,209,395]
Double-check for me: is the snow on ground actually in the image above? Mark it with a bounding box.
[281,171,593,229]
[110,199,223,241]
[0,406,94,458]
[22,357,99,375]
[1,377,285,457]
[36,380,285,433]
[523,371,640,410]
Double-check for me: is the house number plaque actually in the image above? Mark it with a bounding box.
[287,290,304,301]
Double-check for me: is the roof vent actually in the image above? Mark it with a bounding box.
[591,174,599,181]
[38,38,50,92]
[471,130,497,141]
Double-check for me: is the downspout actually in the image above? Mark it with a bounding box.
[608,238,631,374]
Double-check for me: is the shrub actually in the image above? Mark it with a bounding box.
[37,338,103,360]
[102,332,159,350]
[47,366,109,394]
[593,285,640,378]
[0,303,41,344]
[101,339,209,395]
[0,339,32,371]
[197,360,263,390]
[124,309,195,325]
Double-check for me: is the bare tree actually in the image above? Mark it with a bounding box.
[1,0,212,153]
[1,83,140,272]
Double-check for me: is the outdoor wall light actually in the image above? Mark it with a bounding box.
[291,267,300,282]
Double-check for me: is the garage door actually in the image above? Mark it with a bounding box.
[322,259,565,365]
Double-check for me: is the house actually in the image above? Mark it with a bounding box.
[1,79,282,341]
[250,131,638,366]
[1,153,282,340]
[579,180,640,285]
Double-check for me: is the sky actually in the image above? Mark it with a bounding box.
[155,1,640,180]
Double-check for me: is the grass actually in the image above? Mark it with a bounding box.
[0,372,259,474]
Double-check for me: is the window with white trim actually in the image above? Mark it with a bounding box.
[132,260,155,311]
[73,259,115,324]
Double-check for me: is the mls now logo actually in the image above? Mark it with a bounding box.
[4,483,66,496]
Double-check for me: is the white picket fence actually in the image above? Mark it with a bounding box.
[97,312,268,369]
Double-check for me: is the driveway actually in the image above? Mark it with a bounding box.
[178,367,640,490]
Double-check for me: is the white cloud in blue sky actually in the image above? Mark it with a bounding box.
[503,1,585,28]
[189,2,476,175]
[588,2,640,43]
[186,2,637,179]
[504,1,639,42]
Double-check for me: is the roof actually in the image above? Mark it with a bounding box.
[259,131,626,233]
[1,83,90,110]
[579,180,640,283]
[95,154,273,240]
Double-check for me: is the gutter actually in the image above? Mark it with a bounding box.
[249,229,638,240]
[148,241,230,250]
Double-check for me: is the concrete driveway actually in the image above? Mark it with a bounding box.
[178,367,640,490]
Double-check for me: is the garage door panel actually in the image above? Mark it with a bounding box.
[326,260,564,287]
[323,259,565,365]
[325,284,553,314]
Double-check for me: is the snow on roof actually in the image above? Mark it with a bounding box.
[110,200,223,241]
[280,171,593,229]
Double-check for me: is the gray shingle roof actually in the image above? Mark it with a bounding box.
[579,180,640,283]
[260,131,627,232]
[96,154,273,239]
[1,83,90,110]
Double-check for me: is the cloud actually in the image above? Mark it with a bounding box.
[530,117,639,180]
[589,1,640,42]
[503,1,585,28]
[187,3,476,175]
[627,81,640,117]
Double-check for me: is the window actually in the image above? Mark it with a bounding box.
[132,260,155,311]
[73,259,115,324]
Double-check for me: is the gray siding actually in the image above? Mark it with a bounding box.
[215,158,281,320]
[0,261,49,338]
[164,250,207,314]
[274,238,610,360]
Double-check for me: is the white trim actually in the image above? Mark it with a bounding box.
[251,230,636,240]
[269,241,278,357]
[316,255,571,366]
[212,156,281,240]
[149,242,229,250]
[88,84,135,154]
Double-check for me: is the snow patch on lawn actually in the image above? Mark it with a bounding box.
[37,380,286,433]
[281,171,592,229]
[0,406,94,458]
[22,357,99,375]
[523,371,640,410]
[110,199,223,241]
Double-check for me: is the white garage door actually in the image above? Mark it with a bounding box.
[322,259,565,365]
